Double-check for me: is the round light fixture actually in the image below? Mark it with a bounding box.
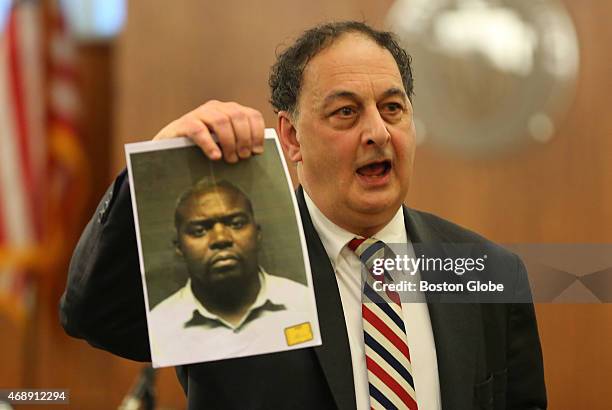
[387,0,580,157]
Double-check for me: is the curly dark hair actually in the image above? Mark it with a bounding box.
[269,21,413,116]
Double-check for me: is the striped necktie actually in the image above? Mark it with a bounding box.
[348,237,418,410]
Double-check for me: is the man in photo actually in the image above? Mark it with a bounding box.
[148,178,311,365]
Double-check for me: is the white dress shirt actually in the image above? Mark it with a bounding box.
[304,191,441,410]
[148,269,314,367]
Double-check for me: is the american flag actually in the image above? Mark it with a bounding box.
[0,0,89,324]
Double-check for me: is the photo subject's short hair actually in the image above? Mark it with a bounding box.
[269,20,414,116]
[174,178,254,229]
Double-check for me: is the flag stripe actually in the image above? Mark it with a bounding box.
[18,2,45,236]
[0,17,32,248]
[0,28,12,245]
[7,11,37,236]
[0,1,44,325]
[0,23,8,246]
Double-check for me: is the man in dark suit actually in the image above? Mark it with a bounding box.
[60,21,546,409]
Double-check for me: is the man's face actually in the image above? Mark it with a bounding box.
[175,187,260,289]
[287,33,416,236]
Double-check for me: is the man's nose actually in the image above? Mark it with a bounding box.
[209,222,232,249]
[362,107,390,147]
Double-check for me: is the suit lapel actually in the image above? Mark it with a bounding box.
[296,188,356,410]
[403,207,483,409]
[426,303,483,409]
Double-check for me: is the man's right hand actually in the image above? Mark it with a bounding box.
[153,100,266,163]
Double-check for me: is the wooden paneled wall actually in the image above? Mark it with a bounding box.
[2,1,609,409]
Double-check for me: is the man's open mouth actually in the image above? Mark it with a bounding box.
[356,160,392,177]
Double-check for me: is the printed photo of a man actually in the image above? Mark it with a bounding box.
[125,136,320,367]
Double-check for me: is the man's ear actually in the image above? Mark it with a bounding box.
[277,111,302,163]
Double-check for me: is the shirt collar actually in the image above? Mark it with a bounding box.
[183,268,286,330]
[303,189,408,267]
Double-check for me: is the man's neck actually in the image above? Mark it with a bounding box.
[191,275,261,326]
[303,189,408,267]
[302,187,401,237]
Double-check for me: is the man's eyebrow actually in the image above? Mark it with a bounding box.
[186,212,249,225]
[322,90,360,109]
[321,88,408,109]
[380,87,408,101]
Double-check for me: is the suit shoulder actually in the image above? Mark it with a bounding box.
[406,208,517,259]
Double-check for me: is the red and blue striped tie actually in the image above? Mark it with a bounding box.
[348,237,418,410]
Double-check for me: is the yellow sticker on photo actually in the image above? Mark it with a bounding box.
[285,322,313,346]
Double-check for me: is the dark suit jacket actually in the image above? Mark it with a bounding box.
[60,171,546,409]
